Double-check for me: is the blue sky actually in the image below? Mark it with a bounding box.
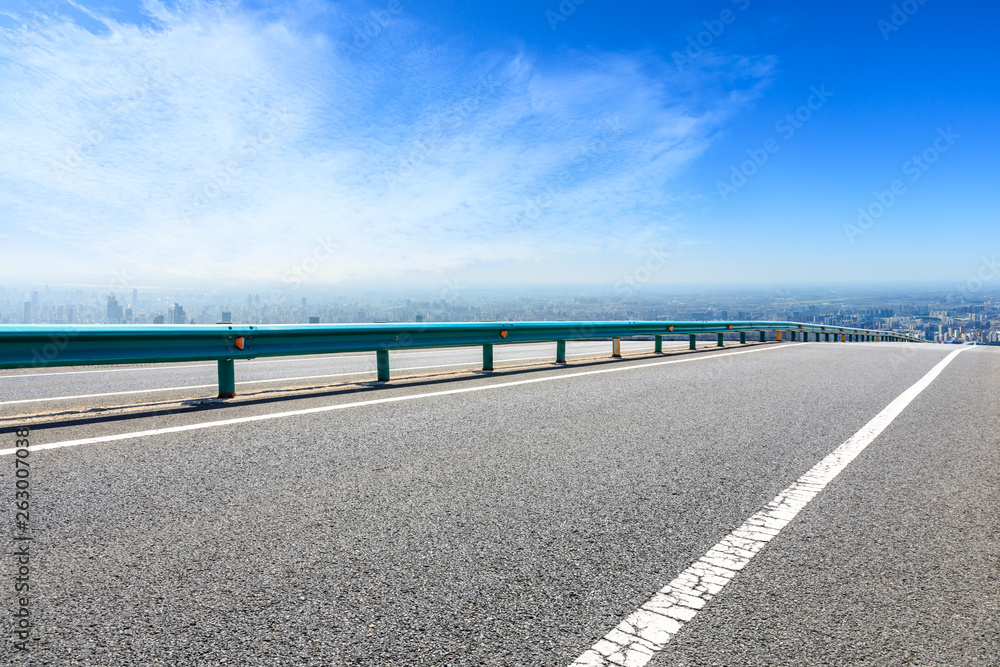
[0,0,997,290]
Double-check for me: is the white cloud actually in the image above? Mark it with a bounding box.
[0,0,773,286]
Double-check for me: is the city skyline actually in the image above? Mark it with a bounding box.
[6,281,1000,344]
[1,1,998,287]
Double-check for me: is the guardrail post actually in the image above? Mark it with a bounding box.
[689,334,697,350]
[482,344,494,371]
[759,331,765,342]
[612,337,622,358]
[776,330,782,342]
[790,331,797,342]
[717,333,724,346]
[217,359,235,398]
[740,331,746,344]
[556,340,567,363]
[654,335,662,353]
[825,333,830,342]
[376,349,390,381]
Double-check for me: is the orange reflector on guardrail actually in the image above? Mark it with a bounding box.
[235,337,245,350]
[500,330,508,338]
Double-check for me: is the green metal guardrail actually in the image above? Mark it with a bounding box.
[0,321,923,398]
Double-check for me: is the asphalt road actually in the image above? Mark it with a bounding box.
[2,341,995,665]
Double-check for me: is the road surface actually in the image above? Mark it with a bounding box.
[2,340,996,665]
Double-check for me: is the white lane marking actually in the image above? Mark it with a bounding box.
[0,349,678,406]
[570,345,968,667]
[0,341,659,379]
[0,343,804,456]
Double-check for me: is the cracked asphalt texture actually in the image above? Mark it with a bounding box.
[3,342,996,665]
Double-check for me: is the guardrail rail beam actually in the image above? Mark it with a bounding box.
[0,320,923,399]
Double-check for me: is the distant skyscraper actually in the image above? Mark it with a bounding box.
[220,311,232,323]
[106,295,124,323]
[153,315,164,324]
[131,288,138,309]
[168,303,186,324]
[308,316,319,324]
[23,301,30,323]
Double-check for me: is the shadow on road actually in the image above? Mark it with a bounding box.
[1,342,775,434]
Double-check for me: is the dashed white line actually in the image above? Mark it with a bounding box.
[0,343,803,456]
[570,345,968,667]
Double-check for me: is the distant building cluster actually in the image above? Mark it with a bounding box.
[3,284,1000,344]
